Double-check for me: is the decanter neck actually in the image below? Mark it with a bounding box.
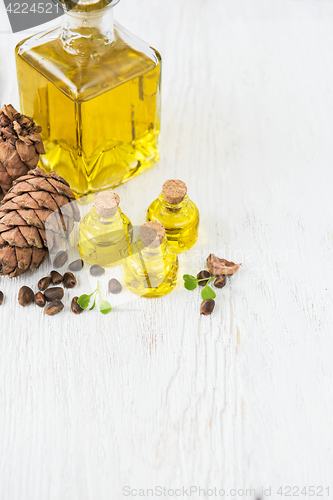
[159,192,189,213]
[61,6,114,54]
[91,206,122,226]
[139,238,168,258]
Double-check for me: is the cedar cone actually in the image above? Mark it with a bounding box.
[0,167,80,277]
[0,104,45,196]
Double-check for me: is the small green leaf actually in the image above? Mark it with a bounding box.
[77,294,91,309]
[89,298,96,310]
[100,300,112,315]
[184,279,198,291]
[201,285,216,300]
[183,274,199,290]
[183,274,196,281]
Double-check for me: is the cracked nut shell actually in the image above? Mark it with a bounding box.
[207,254,241,276]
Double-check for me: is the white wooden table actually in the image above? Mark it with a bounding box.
[1,1,333,498]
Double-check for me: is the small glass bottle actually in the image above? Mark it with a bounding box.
[15,0,161,197]
[146,180,199,252]
[123,221,178,298]
[79,190,132,266]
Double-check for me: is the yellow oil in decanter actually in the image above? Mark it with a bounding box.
[123,222,178,298]
[15,16,161,197]
[79,191,132,267]
[146,180,199,253]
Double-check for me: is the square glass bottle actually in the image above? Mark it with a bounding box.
[15,0,162,197]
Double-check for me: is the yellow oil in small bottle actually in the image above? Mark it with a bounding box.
[123,221,178,298]
[15,3,161,197]
[79,190,132,267]
[146,180,199,253]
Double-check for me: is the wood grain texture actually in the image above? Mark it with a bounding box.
[1,0,333,498]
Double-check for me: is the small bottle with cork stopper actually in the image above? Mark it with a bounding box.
[146,180,199,253]
[79,190,132,267]
[123,221,178,298]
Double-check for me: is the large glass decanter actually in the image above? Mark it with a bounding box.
[15,0,161,197]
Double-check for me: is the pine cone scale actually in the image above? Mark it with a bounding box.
[1,211,27,226]
[0,222,11,233]
[34,209,54,225]
[30,247,48,271]
[2,105,18,121]
[10,181,40,196]
[33,192,59,211]
[16,247,32,270]
[2,227,29,247]
[0,141,27,170]
[20,225,44,248]
[16,140,38,162]
[38,229,47,247]
[29,177,57,194]
[18,209,44,228]
[1,201,22,212]
[11,175,35,185]
[47,177,77,202]
[51,193,76,222]
[0,246,17,273]
[10,193,40,210]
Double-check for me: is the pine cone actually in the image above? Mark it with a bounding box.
[0,167,80,277]
[0,104,45,196]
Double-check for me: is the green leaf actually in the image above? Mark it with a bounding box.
[77,294,91,309]
[183,274,198,290]
[183,274,196,281]
[201,285,216,300]
[89,298,96,310]
[100,300,112,315]
[184,279,198,291]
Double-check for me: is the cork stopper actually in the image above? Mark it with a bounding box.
[162,179,187,204]
[140,221,166,249]
[94,191,120,218]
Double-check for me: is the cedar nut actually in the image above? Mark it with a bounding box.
[18,286,34,307]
